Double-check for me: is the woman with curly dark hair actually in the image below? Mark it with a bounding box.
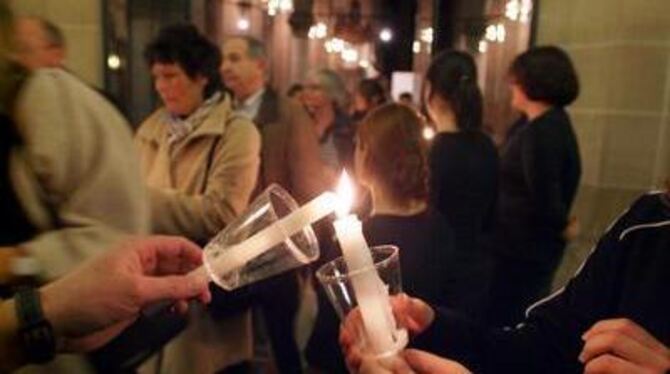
[135,24,260,374]
[487,46,582,328]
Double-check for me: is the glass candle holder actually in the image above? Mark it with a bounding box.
[316,245,408,359]
[203,184,319,290]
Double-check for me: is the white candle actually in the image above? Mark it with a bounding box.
[333,172,397,355]
[196,191,339,284]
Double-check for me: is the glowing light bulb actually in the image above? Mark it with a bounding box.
[107,54,121,70]
[379,28,393,43]
[237,18,250,31]
[413,40,421,54]
[478,40,488,53]
[420,27,434,44]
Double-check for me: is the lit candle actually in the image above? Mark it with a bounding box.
[333,171,398,355]
[191,191,339,286]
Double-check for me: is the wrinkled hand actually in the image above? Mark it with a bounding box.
[580,318,670,374]
[350,349,472,374]
[403,349,472,374]
[340,294,435,372]
[41,236,211,352]
[358,354,414,374]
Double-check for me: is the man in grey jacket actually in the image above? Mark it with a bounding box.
[221,35,333,374]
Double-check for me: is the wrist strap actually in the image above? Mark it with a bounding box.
[14,287,56,364]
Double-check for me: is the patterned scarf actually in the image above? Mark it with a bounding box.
[165,91,222,146]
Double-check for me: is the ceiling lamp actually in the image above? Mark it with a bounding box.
[505,0,533,23]
[266,0,294,16]
[333,0,372,45]
[420,27,433,44]
[412,40,421,54]
[308,22,328,39]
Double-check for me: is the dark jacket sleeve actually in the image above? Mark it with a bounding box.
[520,124,570,234]
[411,194,665,374]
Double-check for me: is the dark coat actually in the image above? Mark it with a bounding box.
[254,88,333,203]
[495,107,581,263]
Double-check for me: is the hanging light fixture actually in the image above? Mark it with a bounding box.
[485,23,506,43]
[308,22,328,39]
[412,40,421,54]
[341,47,359,63]
[505,0,533,23]
[266,0,294,16]
[420,27,433,44]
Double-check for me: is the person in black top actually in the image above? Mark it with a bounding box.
[487,46,582,327]
[423,50,499,320]
[355,104,456,309]
[342,190,670,374]
[306,104,457,373]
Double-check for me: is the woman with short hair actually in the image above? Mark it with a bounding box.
[135,24,260,374]
[301,68,355,172]
[487,46,582,328]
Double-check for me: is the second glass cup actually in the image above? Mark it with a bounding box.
[316,245,408,359]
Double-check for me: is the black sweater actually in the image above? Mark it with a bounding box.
[413,192,670,373]
[363,211,456,309]
[495,108,581,261]
[428,131,499,255]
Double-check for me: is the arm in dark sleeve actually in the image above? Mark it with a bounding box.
[482,140,499,233]
[411,201,635,373]
[521,126,569,233]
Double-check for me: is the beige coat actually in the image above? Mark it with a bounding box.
[135,94,261,244]
[135,94,261,373]
[10,69,149,373]
[11,69,150,279]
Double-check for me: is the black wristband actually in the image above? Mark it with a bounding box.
[14,287,56,364]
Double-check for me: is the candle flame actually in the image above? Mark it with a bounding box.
[335,170,354,217]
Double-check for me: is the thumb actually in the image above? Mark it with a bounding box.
[137,274,208,305]
[403,349,472,374]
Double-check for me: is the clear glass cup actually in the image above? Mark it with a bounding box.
[203,184,319,290]
[316,245,408,358]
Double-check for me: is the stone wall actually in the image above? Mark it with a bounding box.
[11,0,103,87]
[536,0,670,287]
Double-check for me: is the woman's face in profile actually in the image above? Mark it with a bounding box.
[151,62,207,116]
